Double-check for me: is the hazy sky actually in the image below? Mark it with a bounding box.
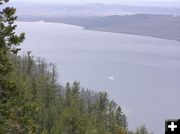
[14,0,180,7]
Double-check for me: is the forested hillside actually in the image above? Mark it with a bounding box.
[1,51,129,134]
[0,0,152,134]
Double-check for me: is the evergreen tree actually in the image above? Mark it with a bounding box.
[0,1,37,133]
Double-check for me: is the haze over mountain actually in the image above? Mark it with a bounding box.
[13,1,180,41]
[10,1,180,17]
[13,0,180,7]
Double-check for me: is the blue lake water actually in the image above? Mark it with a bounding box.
[17,21,180,134]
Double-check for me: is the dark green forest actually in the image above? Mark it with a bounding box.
[0,0,152,134]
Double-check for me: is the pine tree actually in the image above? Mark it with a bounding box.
[0,1,39,133]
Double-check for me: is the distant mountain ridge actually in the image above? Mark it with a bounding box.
[11,1,180,41]
[19,14,180,41]
[10,2,180,16]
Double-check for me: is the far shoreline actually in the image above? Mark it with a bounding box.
[84,27,180,42]
[17,20,180,43]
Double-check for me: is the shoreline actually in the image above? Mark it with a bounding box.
[18,20,180,42]
[84,27,180,42]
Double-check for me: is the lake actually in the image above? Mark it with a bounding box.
[16,21,180,134]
